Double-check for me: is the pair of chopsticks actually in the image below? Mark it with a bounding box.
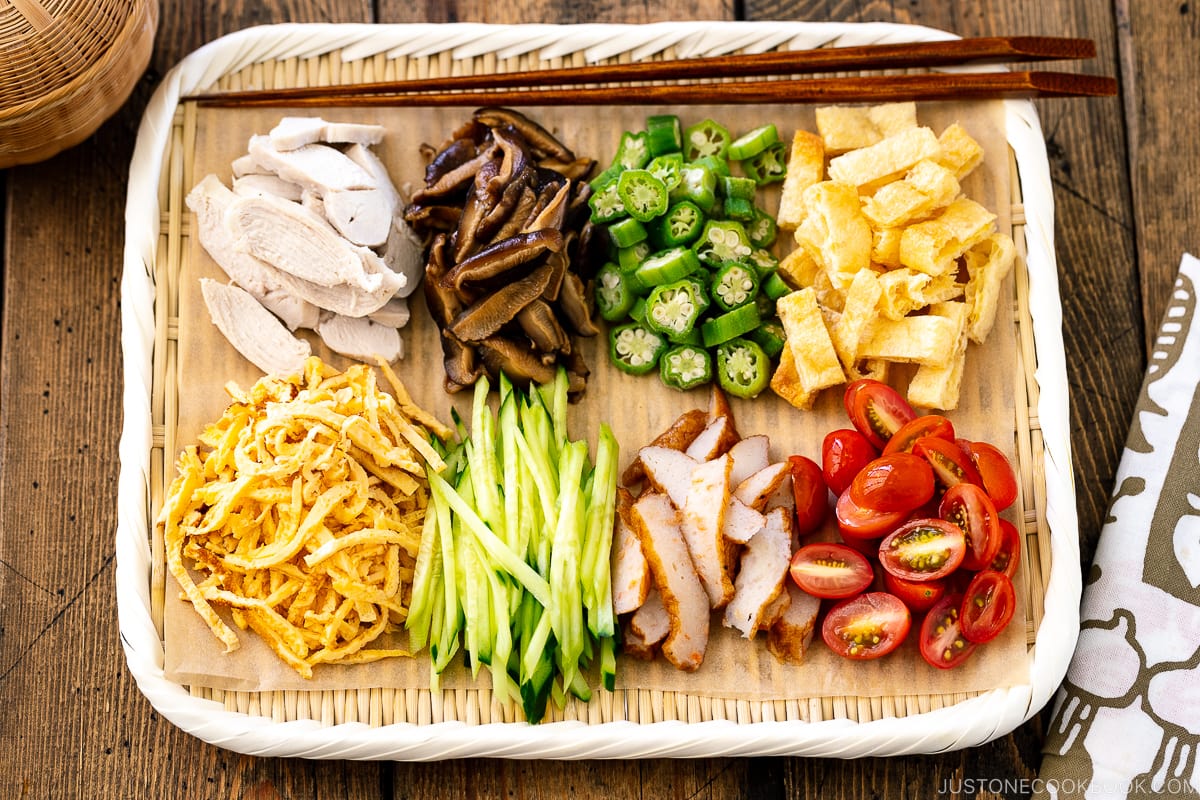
[188,35,1116,108]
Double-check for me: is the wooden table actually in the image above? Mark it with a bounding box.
[1,1,1194,797]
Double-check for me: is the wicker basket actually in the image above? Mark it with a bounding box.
[0,0,159,168]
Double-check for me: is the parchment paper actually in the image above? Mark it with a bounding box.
[165,99,1027,699]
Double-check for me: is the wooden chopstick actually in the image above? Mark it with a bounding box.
[186,35,1097,104]
[193,71,1117,109]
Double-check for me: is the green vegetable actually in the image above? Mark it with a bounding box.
[645,113,683,156]
[669,163,717,213]
[617,240,651,273]
[587,172,628,224]
[644,279,706,340]
[742,141,788,185]
[721,195,755,223]
[716,336,771,399]
[660,344,713,391]
[646,153,684,192]
[682,118,732,161]
[609,322,667,375]
[747,317,787,359]
[407,373,619,723]
[651,200,705,248]
[628,246,700,292]
[701,303,761,347]
[762,269,792,300]
[746,207,778,248]
[693,219,752,268]
[612,130,651,170]
[595,262,636,322]
[710,261,760,312]
[606,216,647,249]
[728,123,780,160]
[719,175,757,202]
[616,169,669,223]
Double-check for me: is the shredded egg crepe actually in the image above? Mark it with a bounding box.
[157,356,449,678]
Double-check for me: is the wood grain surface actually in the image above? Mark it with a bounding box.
[2,0,1195,797]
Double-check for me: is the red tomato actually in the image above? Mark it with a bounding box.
[990,519,1022,579]
[960,570,1017,643]
[939,483,1002,571]
[821,428,877,496]
[835,489,907,540]
[919,594,977,669]
[959,440,1019,510]
[788,455,828,536]
[843,379,918,451]
[879,518,966,582]
[883,414,956,455]
[848,453,935,513]
[914,435,984,489]
[789,543,874,599]
[821,592,911,660]
[884,572,947,613]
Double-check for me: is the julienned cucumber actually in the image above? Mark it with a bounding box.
[406,370,619,723]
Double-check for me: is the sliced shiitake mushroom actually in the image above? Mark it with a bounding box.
[442,228,564,289]
[516,299,571,356]
[473,107,574,163]
[557,271,600,337]
[449,261,555,342]
[477,335,560,386]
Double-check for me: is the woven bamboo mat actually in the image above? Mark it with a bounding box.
[145,41,1049,729]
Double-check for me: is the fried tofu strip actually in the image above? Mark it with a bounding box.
[631,493,710,671]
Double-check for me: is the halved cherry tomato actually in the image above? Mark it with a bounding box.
[914,435,984,489]
[843,379,918,451]
[883,572,947,613]
[879,518,966,581]
[788,455,828,536]
[958,440,1019,510]
[919,593,977,669]
[835,489,907,540]
[883,414,955,455]
[990,519,1022,579]
[789,543,874,599]
[822,428,877,496]
[939,483,1001,571]
[821,592,911,660]
[960,570,1017,643]
[848,453,935,513]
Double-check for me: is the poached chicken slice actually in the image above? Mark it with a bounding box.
[630,493,710,672]
[200,279,311,376]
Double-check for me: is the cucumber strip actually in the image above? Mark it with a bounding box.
[428,470,551,609]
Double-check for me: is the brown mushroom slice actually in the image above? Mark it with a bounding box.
[474,171,533,244]
[476,335,559,386]
[515,298,571,355]
[473,107,575,163]
[483,125,533,201]
[422,235,463,327]
[450,187,489,265]
[521,181,571,234]
[442,228,564,289]
[441,333,481,391]
[411,140,498,202]
[557,271,600,337]
[423,137,477,187]
[403,203,463,233]
[537,155,597,182]
[448,262,554,342]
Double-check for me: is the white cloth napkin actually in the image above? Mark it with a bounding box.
[1037,253,1200,799]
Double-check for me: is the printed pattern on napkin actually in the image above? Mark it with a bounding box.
[1038,253,1200,800]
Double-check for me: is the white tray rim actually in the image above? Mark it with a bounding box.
[116,19,1081,760]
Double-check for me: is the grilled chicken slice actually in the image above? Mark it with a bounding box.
[637,446,697,509]
[681,453,734,608]
[611,488,649,616]
[630,493,709,672]
[200,279,311,376]
[766,583,822,665]
[684,414,739,461]
[726,435,770,489]
[733,462,791,512]
[620,408,708,487]
[724,507,793,638]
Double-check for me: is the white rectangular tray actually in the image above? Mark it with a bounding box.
[116,20,1080,759]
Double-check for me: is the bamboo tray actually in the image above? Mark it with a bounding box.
[116,21,1081,759]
